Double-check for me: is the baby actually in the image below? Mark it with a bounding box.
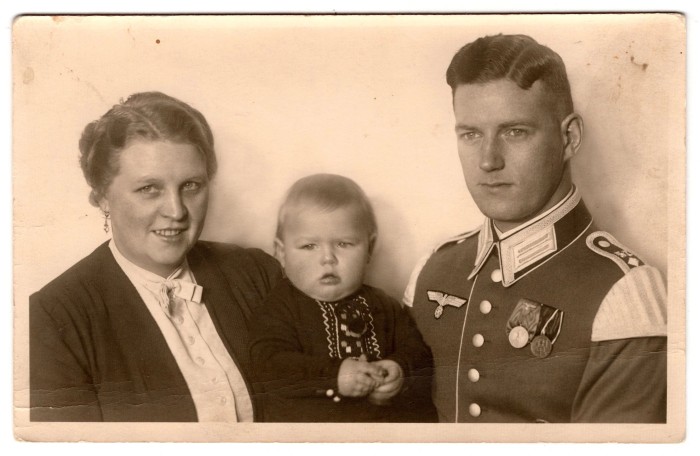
[249,174,436,422]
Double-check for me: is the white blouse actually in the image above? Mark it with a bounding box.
[109,240,253,422]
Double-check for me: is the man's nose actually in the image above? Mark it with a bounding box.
[479,136,505,172]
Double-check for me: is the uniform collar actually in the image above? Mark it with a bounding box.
[468,187,592,287]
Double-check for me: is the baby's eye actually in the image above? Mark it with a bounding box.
[300,244,316,250]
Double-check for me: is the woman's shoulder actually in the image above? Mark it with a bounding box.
[33,242,114,298]
[193,240,270,262]
[191,240,283,285]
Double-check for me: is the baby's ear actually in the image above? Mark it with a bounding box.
[367,234,377,259]
[273,238,286,267]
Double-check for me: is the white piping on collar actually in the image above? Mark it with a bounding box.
[468,187,581,283]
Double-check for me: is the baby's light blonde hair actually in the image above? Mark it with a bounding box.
[276,173,378,248]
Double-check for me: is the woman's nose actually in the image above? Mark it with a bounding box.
[162,190,188,220]
[479,136,505,172]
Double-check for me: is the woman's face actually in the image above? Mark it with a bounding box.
[100,139,209,277]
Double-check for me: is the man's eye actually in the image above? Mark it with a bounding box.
[460,131,480,140]
[505,128,527,137]
[183,181,201,191]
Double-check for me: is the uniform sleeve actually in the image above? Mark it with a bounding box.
[29,293,103,421]
[571,337,666,423]
[248,288,343,398]
[572,265,667,422]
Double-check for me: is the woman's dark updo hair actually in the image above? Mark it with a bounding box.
[78,91,217,206]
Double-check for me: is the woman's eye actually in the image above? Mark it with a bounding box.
[138,185,156,194]
[337,242,354,248]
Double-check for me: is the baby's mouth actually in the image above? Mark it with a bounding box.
[320,273,340,285]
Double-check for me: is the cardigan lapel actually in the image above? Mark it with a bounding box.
[93,242,197,419]
[187,244,254,382]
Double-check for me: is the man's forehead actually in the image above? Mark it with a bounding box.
[452,79,561,122]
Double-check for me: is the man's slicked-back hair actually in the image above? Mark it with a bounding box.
[446,34,574,115]
[276,173,378,241]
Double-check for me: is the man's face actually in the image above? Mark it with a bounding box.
[453,78,571,231]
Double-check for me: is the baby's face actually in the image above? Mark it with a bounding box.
[277,204,373,302]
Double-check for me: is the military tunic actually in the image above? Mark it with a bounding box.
[404,188,667,423]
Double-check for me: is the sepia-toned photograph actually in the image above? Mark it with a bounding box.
[12,13,685,443]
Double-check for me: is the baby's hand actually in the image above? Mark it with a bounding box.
[337,357,385,397]
[367,359,404,405]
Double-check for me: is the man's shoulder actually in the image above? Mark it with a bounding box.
[581,231,667,341]
[583,231,648,274]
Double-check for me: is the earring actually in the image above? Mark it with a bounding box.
[102,210,110,233]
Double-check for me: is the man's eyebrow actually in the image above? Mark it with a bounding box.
[499,119,538,128]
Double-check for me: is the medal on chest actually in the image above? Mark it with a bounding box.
[427,290,467,319]
[505,298,564,358]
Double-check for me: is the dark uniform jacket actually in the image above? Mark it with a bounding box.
[249,278,437,422]
[404,189,667,423]
[30,241,282,422]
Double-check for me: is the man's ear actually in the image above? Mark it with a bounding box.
[561,113,583,162]
[367,234,377,261]
[273,237,286,268]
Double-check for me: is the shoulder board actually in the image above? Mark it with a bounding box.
[434,226,480,253]
[586,231,645,273]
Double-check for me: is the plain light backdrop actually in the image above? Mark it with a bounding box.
[11,12,686,444]
[14,15,682,303]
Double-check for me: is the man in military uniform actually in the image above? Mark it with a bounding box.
[403,34,667,423]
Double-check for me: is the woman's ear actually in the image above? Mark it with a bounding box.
[561,113,584,162]
[273,237,286,268]
[98,197,110,215]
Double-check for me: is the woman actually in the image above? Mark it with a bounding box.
[29,92,282,422]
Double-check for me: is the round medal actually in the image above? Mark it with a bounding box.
[530,335,553,358]
[508,325,529,349]
[434,305,444,319]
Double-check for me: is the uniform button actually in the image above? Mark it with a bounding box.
[467,368,480,382]
[479,300,492,314]
[490,269,502,282]
[195,357,205,365]
[472,333,485,347]
[469,403,481,417]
